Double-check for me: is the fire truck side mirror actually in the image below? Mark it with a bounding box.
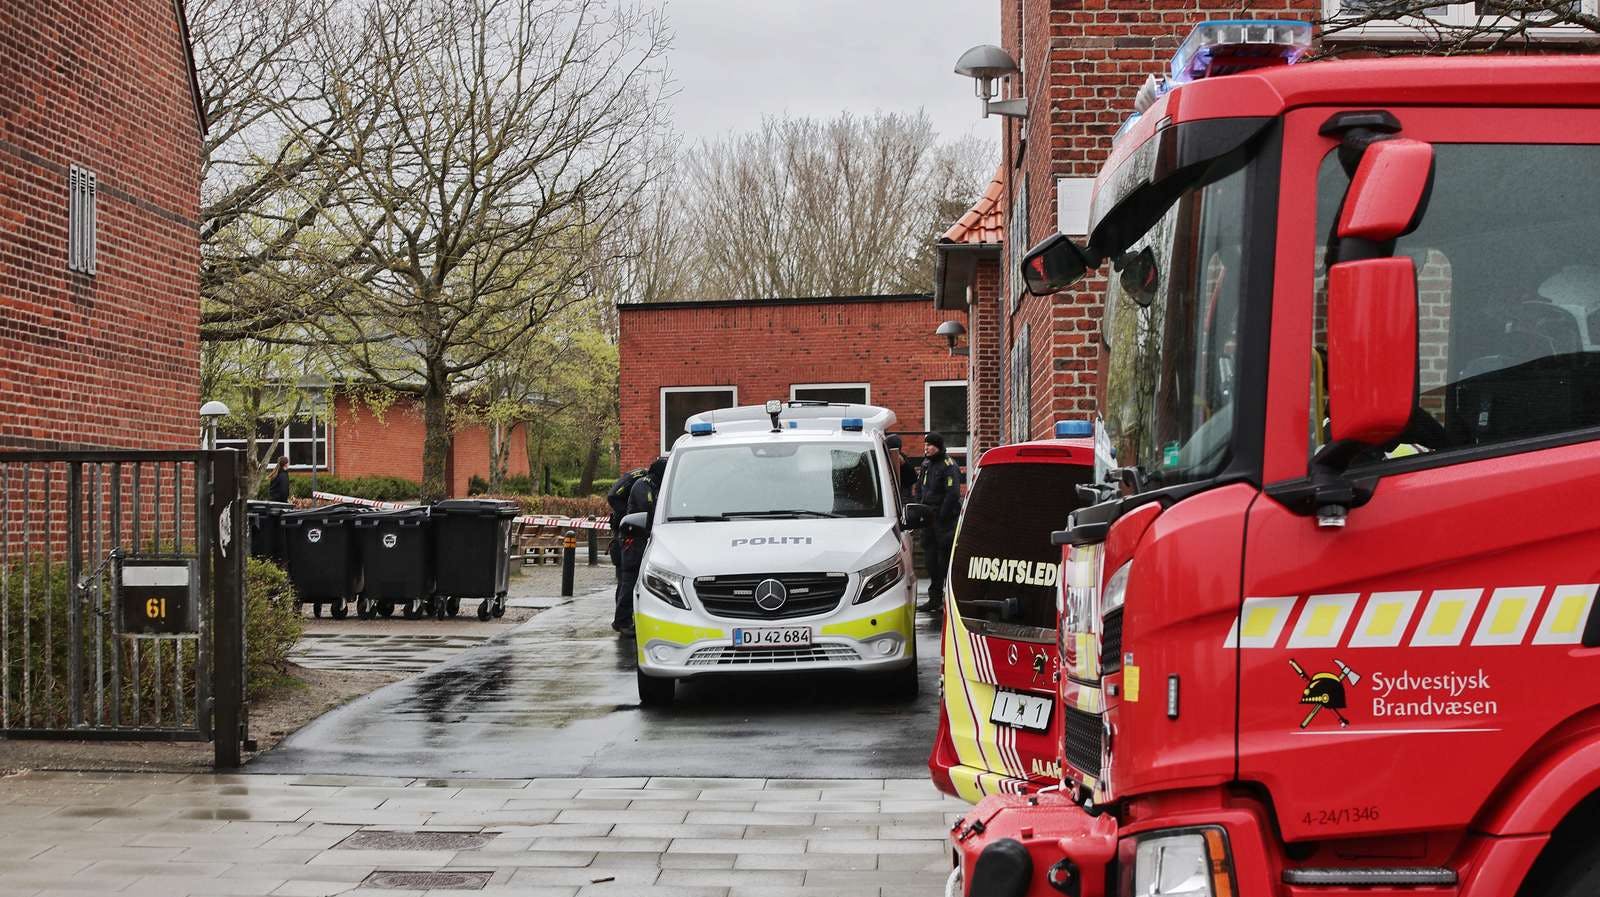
[1325,256,1418,447]
[1021,234,1098,296]
[1336,137,1435,244]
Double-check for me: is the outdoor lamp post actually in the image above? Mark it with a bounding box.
[954,44,1027,119]
[200,400,230,450]
[297,374,331,493]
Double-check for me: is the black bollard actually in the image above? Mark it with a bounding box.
[561,529,577,597]
[587,528,599,566]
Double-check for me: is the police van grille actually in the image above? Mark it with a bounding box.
[1101,608,1123,674]
[686,645,861,666]
[1063,706,1104,778]
[694,572,849,620]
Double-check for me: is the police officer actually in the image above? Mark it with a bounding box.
[885,435,919,505]
[916,432,962,614]
[614,454,668,637]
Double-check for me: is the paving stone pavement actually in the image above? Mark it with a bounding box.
[289,633,493,674]
[0,770,964,896]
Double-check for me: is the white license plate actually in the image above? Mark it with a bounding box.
[990,690,1053,732]
[732,626,812,649]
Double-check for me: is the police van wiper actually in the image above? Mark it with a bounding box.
[665,514,730,522]
[721,509,843,519]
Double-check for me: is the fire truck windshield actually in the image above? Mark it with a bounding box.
[1099,157,1250,492]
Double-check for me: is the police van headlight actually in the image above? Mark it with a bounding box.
[1121,828,1234,897]
[854,555,904,605]
[643,565,688,609]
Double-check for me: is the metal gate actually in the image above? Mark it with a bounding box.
[0,450,246,767]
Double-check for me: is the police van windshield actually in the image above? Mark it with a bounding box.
[1098,157,1250,492]
[950,461,1090,639]
[663,443,885,520]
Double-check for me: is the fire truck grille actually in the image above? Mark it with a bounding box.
[685,645,861,666]
[694,572,849,620]
[1063,706,1103,778]
[1101,608,1123,674]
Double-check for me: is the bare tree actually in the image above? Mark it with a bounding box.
[302,0,671,500]
[681,111,995,300]
[1319,1,1600,54]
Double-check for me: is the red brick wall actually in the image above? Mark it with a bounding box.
[967,258,1004,459]
[618,297,968,471]
[0,0,202,451]
[331,396,530,498]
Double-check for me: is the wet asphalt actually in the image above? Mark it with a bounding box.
[248,585,944,779]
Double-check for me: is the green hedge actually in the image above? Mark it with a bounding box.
[244,558,302,697]
[257,474,421,502]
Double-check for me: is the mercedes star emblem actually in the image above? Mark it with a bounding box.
[754,578,788,612]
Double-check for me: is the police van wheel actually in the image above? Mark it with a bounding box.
[883,664,919,702]
[637,670,675,707]
[331,599,348,620]
[477,600,492,621]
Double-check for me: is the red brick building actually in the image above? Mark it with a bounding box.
[0,0,205,450]
[618,295,967,470]
[942,2,1599,448]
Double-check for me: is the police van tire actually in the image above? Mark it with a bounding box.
[884,664,919,701]
[637,669,675,707]
[1542,850,1600,897]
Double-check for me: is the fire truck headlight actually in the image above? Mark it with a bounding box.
[1103,561,1132,614]
[1124,827,1234,897]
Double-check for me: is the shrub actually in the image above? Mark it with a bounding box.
[245,558,301,697]
[473,494,609,518]
[256,474,421,502]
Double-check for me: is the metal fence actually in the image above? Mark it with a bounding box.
[0,450,245,766]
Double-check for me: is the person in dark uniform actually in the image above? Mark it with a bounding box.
[614,454,668,636]
[916,432,962,614]
[268,456,291,503]
[885,435,919,504]
[606,465,650,596]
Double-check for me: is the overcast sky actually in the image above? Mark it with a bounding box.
[660,0,1000,146]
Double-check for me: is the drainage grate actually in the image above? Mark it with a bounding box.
[363,870,491,890]
[339,830,494,851]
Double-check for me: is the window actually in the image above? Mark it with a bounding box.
[1312,144,1600,464]
[1322,0,1599,40]
[662,443,885,520]
[1009,174,1030,307]
[791,383,869,404]
[68,165,96,275]
[1009,325,1032,443]
[216,417,330,470]
[925,381,969,452]
[660,386,737,453]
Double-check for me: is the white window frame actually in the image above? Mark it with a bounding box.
[789,382,871,404]
[925,379,970,453]
[216,416,333,472]
[1009,174,1030,308]
[659,386,738,454]
[1322,0,1600,41]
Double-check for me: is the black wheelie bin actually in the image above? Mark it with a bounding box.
[353,505,435,619]
[246,500,295,564]
[281,503,369,618]
[430,499,517,620]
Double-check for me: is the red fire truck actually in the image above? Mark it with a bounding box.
[947,20,1600,897]
[930,425,1094,802]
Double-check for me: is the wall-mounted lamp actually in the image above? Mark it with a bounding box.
[936,320,970,356]
[954,44,1027,119]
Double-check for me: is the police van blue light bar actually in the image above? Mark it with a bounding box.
[1170,19,1311,84]
[841,418,864,432]
[689,422,715,436]
[1055,420,1093,438]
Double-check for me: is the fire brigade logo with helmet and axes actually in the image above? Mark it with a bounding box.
[1289,658,1361,728]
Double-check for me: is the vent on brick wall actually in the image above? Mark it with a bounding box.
[68,165,97,276]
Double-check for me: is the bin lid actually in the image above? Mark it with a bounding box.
[246,500,296,512]
[352,506,430,526]
[281,503,372,523]
[431,498,519,518]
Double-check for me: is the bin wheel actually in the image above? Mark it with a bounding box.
[404,599,422,620]
[434,598,447,620]
[447,597,461,618]
[379,601,395,618]
[312,602,323,619]
[637,669,675,707]
[478,600,491,621]
[356,597,372,620]
[331,598,348,620]
[492,594,506,618]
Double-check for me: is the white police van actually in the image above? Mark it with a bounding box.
[623,401,927,707]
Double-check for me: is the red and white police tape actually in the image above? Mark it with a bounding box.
[310,491,611,532]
